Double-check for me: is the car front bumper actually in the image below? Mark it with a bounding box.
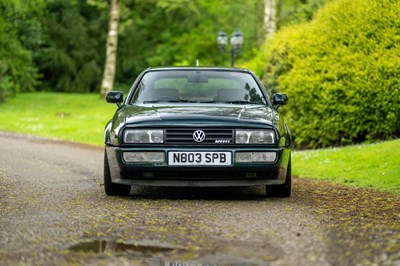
[105,145,291,187]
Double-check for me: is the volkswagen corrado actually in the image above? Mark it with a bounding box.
[104,67,292,197]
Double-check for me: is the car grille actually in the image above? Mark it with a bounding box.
[165,128,234,144]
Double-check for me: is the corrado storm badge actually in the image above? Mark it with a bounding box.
[215,139,230,144]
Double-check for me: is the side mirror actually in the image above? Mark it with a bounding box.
[106,91,123,107]
[271,93,288,109]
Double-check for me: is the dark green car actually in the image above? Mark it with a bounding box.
[104,67,292,197]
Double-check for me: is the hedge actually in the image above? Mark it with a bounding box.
[251,0,400,148]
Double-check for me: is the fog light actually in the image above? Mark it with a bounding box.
[235,152,276,163]
[123,152,165,163]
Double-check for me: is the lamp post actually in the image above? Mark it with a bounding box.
[217,28,243,67]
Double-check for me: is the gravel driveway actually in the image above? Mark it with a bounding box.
[0,132,399,266]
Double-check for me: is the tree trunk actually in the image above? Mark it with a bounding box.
[264,0,276,37]
[257,0,264,46]
[101,0,119,96]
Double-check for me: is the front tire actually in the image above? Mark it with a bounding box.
[267,158,292,198]
[104,150,131,196]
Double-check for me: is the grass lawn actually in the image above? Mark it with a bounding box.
[292,140,400,194]
[1,92,399,194]
[0,92,117,146]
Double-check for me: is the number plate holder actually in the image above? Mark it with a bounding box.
[168,151,232,166]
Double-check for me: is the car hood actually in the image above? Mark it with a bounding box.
[122,104,278,126]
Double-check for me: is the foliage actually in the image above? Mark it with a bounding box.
[2,0,262,93]
[0,0,43,102]
[1,0,328,96]
[244,0,327,79]
[251,0,400,148]
[293,139,400,194]
[116,0,260,84]
[36,0,107,92]
[276,0,329,28]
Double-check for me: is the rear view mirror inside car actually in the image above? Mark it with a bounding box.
[187,73,208,83]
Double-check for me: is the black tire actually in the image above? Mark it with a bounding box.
[104,150,131,196]
[267,158,292,198]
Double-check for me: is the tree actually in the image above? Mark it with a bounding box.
[101,0,119,96]
[3,0,328,96]
[264,0,276,37]
[115,0,260,79]
[35,1,106,92]
[0,0,44,102]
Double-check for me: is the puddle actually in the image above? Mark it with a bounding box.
[67,239,176,254]
[66,240,240,266]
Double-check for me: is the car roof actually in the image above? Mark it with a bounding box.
[143,66,253,73]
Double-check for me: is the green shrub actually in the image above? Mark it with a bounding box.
[254,0,400,148]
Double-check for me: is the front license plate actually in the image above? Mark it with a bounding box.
[168,152,232,166]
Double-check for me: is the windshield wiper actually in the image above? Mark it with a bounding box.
[142,100,263,104]
[142,100,164,103]
[225,100,263,105]
[200,100,262,105]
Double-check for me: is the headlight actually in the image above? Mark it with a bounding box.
[124,129,163,143]
[235,129,275,144]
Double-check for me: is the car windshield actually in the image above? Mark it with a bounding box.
[129,70,267,105]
